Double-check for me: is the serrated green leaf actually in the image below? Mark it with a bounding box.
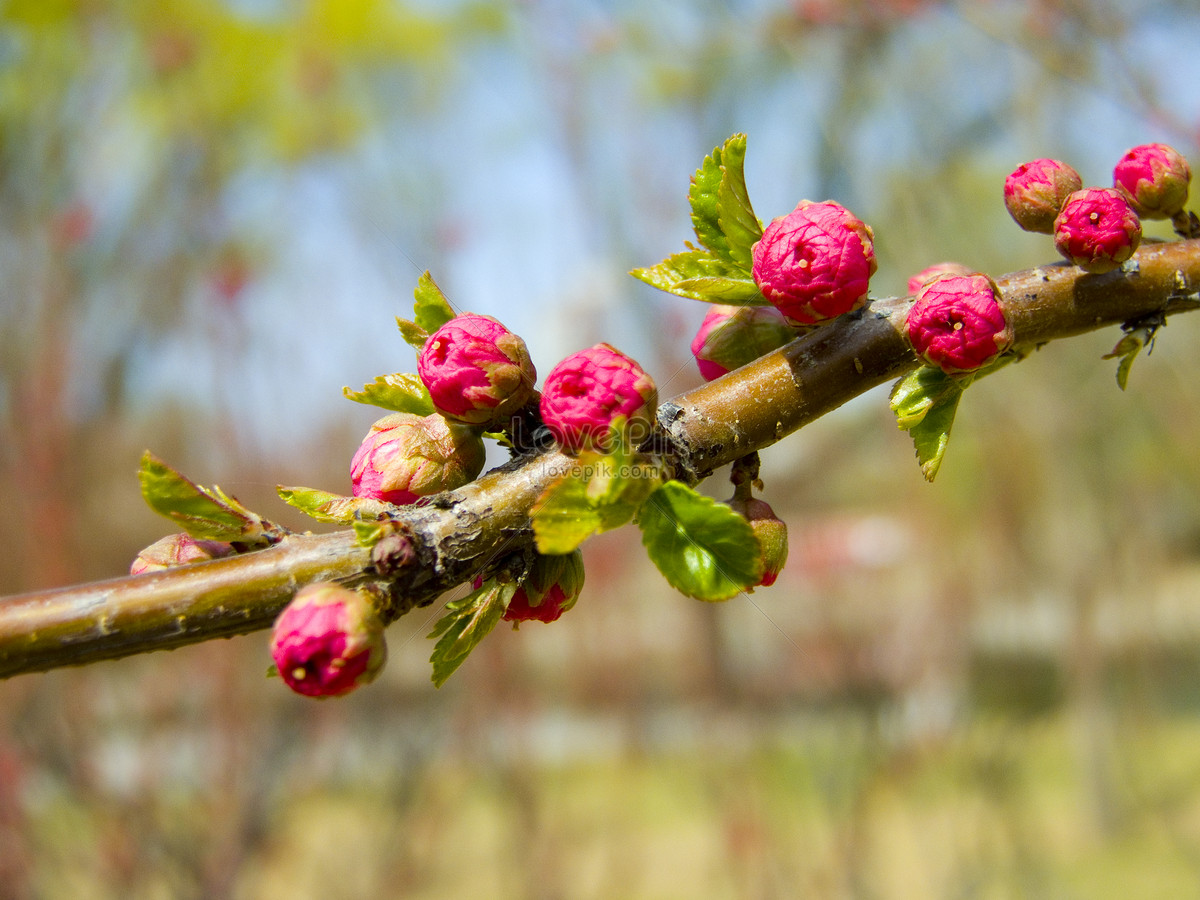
[413,270,456,334]
[429,582,515,687]
[714,135,763,269]
[672,275,764,303]
[276,485,392,524]
[889,366,962,430]
[396,317,429,350]
[889,368,964,482]
[531,447,661,555]
[631,250,770,304]
[138,452,268,543]
[342,373,435,414]
[688,134,762,270]
[690,140,731,260]
[638,481,763,602]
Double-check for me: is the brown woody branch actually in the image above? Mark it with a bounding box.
[1,241,1198,678]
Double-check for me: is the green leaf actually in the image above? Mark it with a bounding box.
[630,249,769,304]
[889,367,965,482]
[276,485,392,524]
[429,582,515,687]
[342,373,435,414]
[531,446,661,555]
[138,452,268,543]
[638,481,763,602]
[395,317,429,350]
[688,134,763,269]
[672,275,764,303]
[1102,313,1165,391]
[714,135,764,269]
[413,270,457,334]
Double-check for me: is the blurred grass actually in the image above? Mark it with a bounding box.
[20,706,1200,899]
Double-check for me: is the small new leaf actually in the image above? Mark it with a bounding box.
[429,581,516,687]
[396,317,429,350]
[630,249,768,305]
[342,373,435,414]
[1102,313,1165,391]
[276,486,392,524]
[531,445,661,555]
[638,481,763,602]
[413,270,457,334]
[138,452,269,544]
[689,134,763,269]
[889,367,965,482]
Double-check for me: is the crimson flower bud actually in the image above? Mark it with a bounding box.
[417,313,537,426]
[474,551,586,626]
[1112,143,1191,220]
[725,497,788,588]
[1053,187,1142,274]
[270,582,387,698]
[1003,158,1083,234]
[130,532,235,575]
[690,304,795,381]
[539,343,658,454]
[751,200,876,326]
[350,412,485,505]
[906,273,1012,375]
[906,261,972,296]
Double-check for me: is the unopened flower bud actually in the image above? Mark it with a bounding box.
[751,200,876,326]
[350,412,485,505]
[540,344,657,454]
[1053,187,1142,274]
[417,313,537,426]
[475,551,586,626]
[1113,143,1191,220]
[270,583,387,698]
[725,497,788,588]
[1003,158,1083,233]
[130,532,235,575]
[906,273,1012,374]
[690,304,795,381]
[906,261,973,296]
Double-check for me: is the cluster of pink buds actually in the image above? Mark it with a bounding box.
[539,343,658,453]
[750,200,876,326]
[130,532,235,575]
[1004,144,1192,274]
[350,412,485,505]
[270,582,388,698]
[690,304,795,381]
[417,313,537,426]
[906,272,1012,375]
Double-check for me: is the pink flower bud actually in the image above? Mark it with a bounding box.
[474,551,586,626]
[130,532,235,575]
[906,261,973,296]
[906,273,1012,374]
[750,200,876,326]
[539,344,658,454]
[1053,187,1142,274]
[1003,158,1083,234]
[689,304,795,381]
[417,313,537,426]
[1113,143,1191,219]
[725,497,788,588]
[350,412,485,505]
[270,582,387,698]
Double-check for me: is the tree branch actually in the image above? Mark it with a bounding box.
[1,240,1198,678]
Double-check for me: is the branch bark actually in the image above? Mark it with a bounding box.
[2,241,1198,678]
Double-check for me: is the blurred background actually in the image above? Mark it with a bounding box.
[3,0,1200,897]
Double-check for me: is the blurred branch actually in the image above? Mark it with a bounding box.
[1,240,1198,678]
